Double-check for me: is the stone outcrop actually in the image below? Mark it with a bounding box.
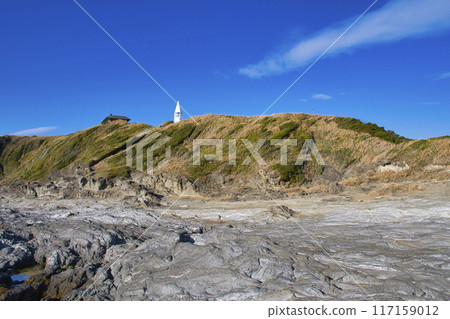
[0,184,449,301]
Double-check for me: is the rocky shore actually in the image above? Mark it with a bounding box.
[0,180,448,300]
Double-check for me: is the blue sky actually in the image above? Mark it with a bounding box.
[1,0,449,139]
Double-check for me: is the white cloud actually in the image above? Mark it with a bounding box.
[434,72,450,80]
[312,93,332,100]
[300,98,308,102]
[11,126,57,136]
[239,0,450,78]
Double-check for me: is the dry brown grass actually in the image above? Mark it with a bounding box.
[0,287,8,296]
[1,113,449,186]
[364,183,424,198]
[370,170,410,182]
[301,185,328,194]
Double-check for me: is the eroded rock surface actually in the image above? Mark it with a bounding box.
[0,185,449,301]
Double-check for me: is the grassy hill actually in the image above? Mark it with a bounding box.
[1,114,449,187]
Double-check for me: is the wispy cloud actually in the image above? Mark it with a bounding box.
[312,93,332,100]
[11,126,57,136]
[434,71,450,80]
[300,98,308,102]
[239,0,450,78]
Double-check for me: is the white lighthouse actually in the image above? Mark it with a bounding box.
[174,101,182,123]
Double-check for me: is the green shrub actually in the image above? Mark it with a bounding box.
[407,139,431,151]
[430,135,449,140]
[166,124,196,147]
[258,117,277,130]
[227,124,244,137]
[335,117,408,144]
[270,164,306,184]
[161,120,173,127]
[107,166,130,179]
[187,161,222,179]
[279,121,298,132]
[272,121,299,140]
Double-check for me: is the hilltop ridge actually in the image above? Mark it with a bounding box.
[0,113,449,201]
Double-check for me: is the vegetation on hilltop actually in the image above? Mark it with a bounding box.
[335,117,409,144]
[0,113,448,186]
